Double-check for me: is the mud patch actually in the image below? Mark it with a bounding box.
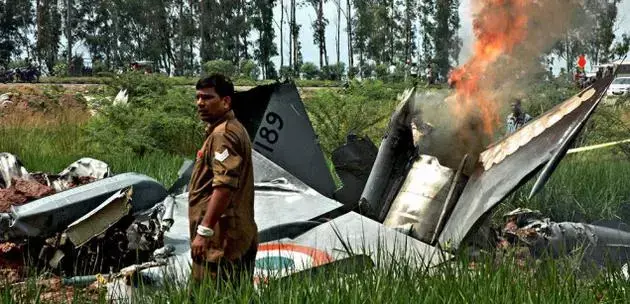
[0,84,91,127]
[0,178,55,212]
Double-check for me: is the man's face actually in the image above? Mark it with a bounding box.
[511,101,522,115]
[196,87,230,122]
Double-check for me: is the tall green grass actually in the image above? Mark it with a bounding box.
[4,249,630,303]
[500,151,630,224]
[0,124,186,186]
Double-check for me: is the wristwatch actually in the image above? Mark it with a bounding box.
[197,225,214,237]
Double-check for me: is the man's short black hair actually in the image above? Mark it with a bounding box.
[196,73,234,98]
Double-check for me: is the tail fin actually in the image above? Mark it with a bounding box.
[233,82,336,197]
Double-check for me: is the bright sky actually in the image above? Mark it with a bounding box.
[274,0,630,73]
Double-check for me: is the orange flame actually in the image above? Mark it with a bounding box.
[449,0,529,136]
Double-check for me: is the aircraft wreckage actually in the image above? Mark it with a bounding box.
[1,65,629,298]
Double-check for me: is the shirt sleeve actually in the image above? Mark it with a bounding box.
[207,131,243,189]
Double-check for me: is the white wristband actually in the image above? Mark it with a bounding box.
[197,225,214,237]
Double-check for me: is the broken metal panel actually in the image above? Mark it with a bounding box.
[287,212,450,270]
[64,187,133,247]
[383,155,458,243]
[140,150,343,284]
[0,173,167,239]
[0,153,31,189]
[252,150,342,231]
[51,157,112,192]
[359,88,417,222]
[332,134,378,206]
[438,70,617,250]
[502,209,630,269]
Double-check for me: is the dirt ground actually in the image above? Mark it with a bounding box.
[0,83,92,126]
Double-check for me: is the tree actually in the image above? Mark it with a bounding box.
[290,0,298,73]
[346,0,353,72]
[448,0,461,66]
[301,61,319,79]
[611,33,630,61]
[419,0,435,68]
[306,0,329,68]
[402,0,417,66]
[36,0,62,74]
[252,0,278,79]
[582,0,621,66]
[433,0,459,80]
[352,0,370,67]
[551,0,623,75]
[0,0,34,66]
[280,0,284,68]
[336,0,341,64]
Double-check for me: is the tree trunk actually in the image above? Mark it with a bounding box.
[318,0,324,68]
[199,0,205,62]
[66,0,72,75]
[178,0,184,76]
[389,0,394,64]
[36,0,42,65]
[280,0,284,69]
[347,0,353,71]
[241,0,248,60]
[287,3,292,70]
[292,0,298,72]
[336,0,340,64]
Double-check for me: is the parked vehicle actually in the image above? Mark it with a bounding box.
[607,76,630,96]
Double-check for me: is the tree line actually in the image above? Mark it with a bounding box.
[0,0,627,80]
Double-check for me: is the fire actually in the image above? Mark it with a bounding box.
[449,0,530,136]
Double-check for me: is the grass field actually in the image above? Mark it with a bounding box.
[2,80,630,303]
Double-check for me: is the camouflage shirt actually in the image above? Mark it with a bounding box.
[506,112,532,134]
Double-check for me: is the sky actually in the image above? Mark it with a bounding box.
[272,0,630,74]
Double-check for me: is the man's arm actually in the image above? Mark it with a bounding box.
[199,186,232,230]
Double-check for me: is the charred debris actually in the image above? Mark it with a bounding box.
[0,152,189,284]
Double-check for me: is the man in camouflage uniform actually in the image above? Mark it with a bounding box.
[188,74,258,288]
[506,99,532,134]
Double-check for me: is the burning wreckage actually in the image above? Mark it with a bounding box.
[1,65,630,297]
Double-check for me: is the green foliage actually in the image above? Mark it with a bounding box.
[348,66,359,79]
[7,59,29,69]
[320,63,346,81]
[52,62,68,77]
[202,60,237,78]
[522,79,580,118]
[69,55,85,76]
[300,62,320,80]
[360,63,375,79]
[239,59,259,80]
[375,64,388,79]
[0,0,33,66]
[500,152,630,224]
[83,73,203,157]
[91,60,110,75]
[279,66,296,80]
[304,80,401,156]
[103,72,170,96]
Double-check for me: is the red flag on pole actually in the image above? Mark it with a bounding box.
[577,54,586,69]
